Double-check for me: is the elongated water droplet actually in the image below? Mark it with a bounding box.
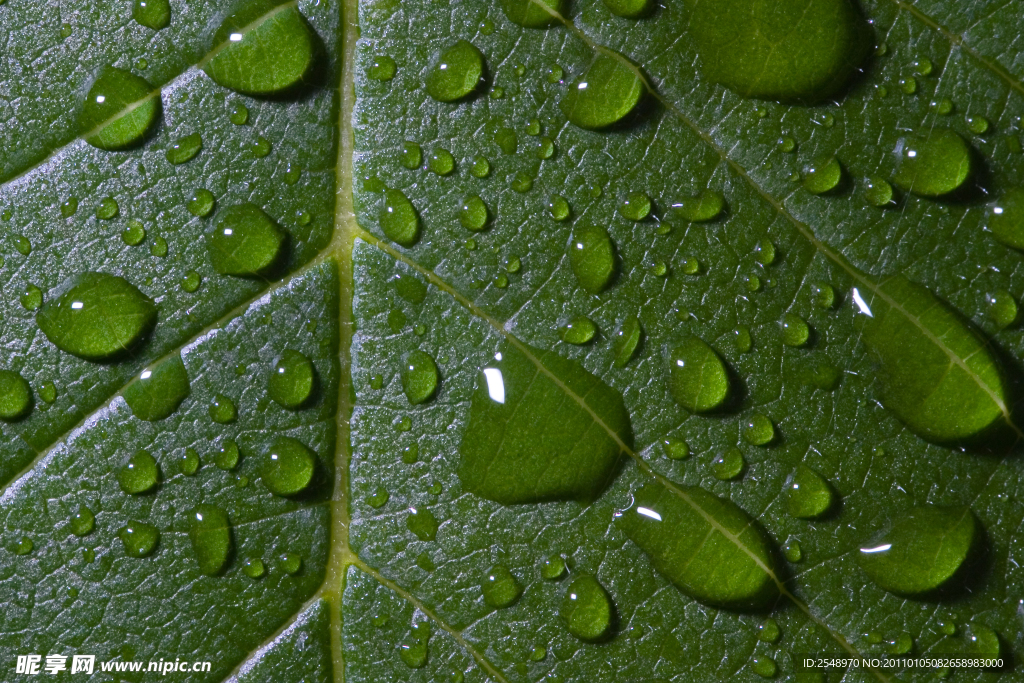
[425,40,484,102]
[0,369,32,421]
[401,350,439,405]
[80,66,160,150]
[119,521,159,557]
[208,204,285,275]
[229,100,249,125]
[671,190,724,222]
[268,349,314,409]
[216,439,240,470]
[399,140,422,169]
[987,290,1017,329]
[893,128,972,197]
[399,623,431,668]
[669,336,729,412]
[569,224,616,294]
[123,354,190,421]
[188,504,232,575]
[482,565,523,608]
[560,316,596,344]
[165,133,202,164]
[69,505,95,537]
[612,315,641,367]
[499,0,563,27]
[61,197,79,218]
[262,437,316,496]
[561,53,643,130]
[787,464,834,518]
[179,448,200,476]
[757,618,780,643]
[380,188,419,246]
[750,655,777,678]
[560,574,613,642]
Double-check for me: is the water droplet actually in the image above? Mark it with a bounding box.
[783,539,802,562]
[777,136,796,153]
[612,315,641,367]
[37,381,57,405]
[165,133,202,165]
[929,97,954,115]
[208,204,285,275]
[83,548,95,563]
[603,0,651,18]
[803,156,842,194]
[399,623,431,668]
[401,350,439,404]
[899,76,917,94]
[560,316,596,344]
[407,507,439,541]
[757,618,780,643]
[987,290,1018,329]
[499,0,562,26]
[617,482,778,608]
[669,336,729,412]
[786,464,834,518]
[470,155,490,177]
[387,308,407,333]
[428,148,455,175]
[561,53,643,129]
[749,654,777,678]
[268,349,314,409]
[482,565,523,608]
[118,521,159,557]
[781,313,809,347]
[911,56,933,76]
[380,188,419,246]
[511,171,533,193]
[733,326,753,353]
[887,632,913,655]
[541,554,567,580]
[671,190,724,222]
[535,135,555,159]
[118,449,159,494]
[742,413,774,446]
[399,141,422,169]
[69,505,95,537]
[119,219,145,246]
[150,236,168,257]
[425,40,484,102]
[209,394,237,423]
[20,284,42,311]
[490,86,505,99]
[133,0,170,30]
[988,188,1024,250]
[569,224,616,294]
[712,447,744,480]
[179,448,200,476]
[250,135,272,157]
[964,623,1000,658]
[546,64,563,83]
[123,354,190,421]
[0,369,31,422]
[262,437,316,496]
[661,437,689,460]
[229,100,249,125]
[893,128,972,197]
[547,195,570,221]
[401,443,419,464]
[529,645,546,661]
[753,240,776,265]
[367,54,397,81]
[96,196,120,220]
[504,256,521,273]
[367,486,390,508]
[619,191,651,221]
[966,115,990,135]
[282,161,301,185]
[459,196,489,231]
[187,504,232,575]
[858,505,977,595]
[938,620,957,636]
[203,0,315,95]
[79,66,160,150]
[241,557,265,579]
[61,197,79,218]
[180,270,202,293]
[560,574,613,642]
[280,552,302,574]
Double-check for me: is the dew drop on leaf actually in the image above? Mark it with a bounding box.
[280,552,302,574]
[668,336,729,412]
[392,272,427,304]
[966,114,990,135]
[229,100,249,125]
[399,141,422,169]
[79,67,160,150]
[494,127,517,154]
[560,53,643,130]
[203,0,315,95]
[379,188,420,247]
[671,190,724,222]
[69,505,95,537]
[268,349,315,409]
[401,350,439,405]
[187,504,232,575]
[207,204,285,275]
[425,40,484,102]
[61,197,79,218]
[510,171,533,193]
[547,194,570,221]
[802,156,842,194]
[733,325,753,353]
[118,449,159,494]
[367,54,397,81]
[209,394,237,424]
[19,284,41,311]
[499,0,563,28]
[262,437,316,496]
[893,128,972,197]
[118,521,159,558]
[619,191,651,221]
[560,574,613,642]
[986,290,1017,329]
[367,486,390,508]
[133,0,170,30]
[987,188,1024,250]
[179,448,200,476]
[427,148,455,175]
[459,195,489,231]
[470,155,490,177]
[96,196,120,220]
[121,220,146,245]
[150,236,168,257]
[482,565,523,608]
[406,507,438,541]
[887,632,913,654]
[165,133,202,165]
[742,413,774,446]
[399,623,431,668]
[569,224,616,294]
[712,446,744,480]
[757,618,780,643]
[661,437,689,460]
[786,464,834,518]
[857,505,977,596]
[541,554,567,580]
[612,315,641,367]
[181,270,202,293]
[535,136,555,159]
[749,654,777,678]
[603,0,651,18]
[123,354,190,421]
[402,443,418,464]
[780,313,810,347]
[559,316,596,345]
[810,282,835,309]
[783,539,802,562]
[242,558,266,579]
[777,135,796,153]
[964,623,1001,658]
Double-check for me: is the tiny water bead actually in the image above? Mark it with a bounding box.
[742,413,774,446]
[560,316,596,344]
[712,447,744,480]
[165,133,202,164]
[401,350,439,405]
[187,189,215,217]
[179,448,200,476]
[399,623,431,668]
[661,437,689,460]
[119,521,159,558]
[242,558,266,579]
[367,486,389,508]
[668,336,729,412]
[367,54,397,81]
[987,290,1018,329]
[619,191,651,221]
[427,148,455,175]
[118,449,159,494]
[61,197,79,218]
[988,188,1024,250]
[188,505,232,575]
[802,156,842,194]
[671,190,724,221]
[208,204,285,275]
[561,52,643,130]
[262,437,316,496]
[470,155,490,177]
[69,505,95,537]
[482,565,523,608]
[459,196,489,231]
[893,128,972,197]
[681,257,700,275]
[400,141,422,169]
[123,354,190,421]
[603,0,651,18]
[560,574,613,642]
[406,507,439,541]
[541,554,567,580]
[899,76,917,94]
[757,618,780,643]
[208,394,237,423]
[911,56,934,76]
[268,349,315,409]
[402,443,419,464]
[861,175,894,207]
[203,0,315,95]
[133,0,170,30]
[929,97,954,115]
[96,196,120,220]
[380,188,419,246]
[749,655,777,679]
[229,100,249,125]
[569,224,616,294]
[0,369,31,421]
[612,316,641,367]
[887,632,913,655]
[857,506,977,596]
[547,195,570,220]
[79,66,160,150]
[787,464,834,518]
[425,40,485,102]
[36,273,156,361]
[780,313,810,347]
[966,114,990,135]
[216,440,240,470]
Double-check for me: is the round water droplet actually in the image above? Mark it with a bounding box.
[733,325,753,353]
[251,135,272,158]
[862,175,893,207]
[179,448,200,476]
[216,440,240,470]
[561,53,643,130]
[547,195,570,221]
[121,220,146,245]
[380,188,420,246]
[150,236,168,257]
[203,0,315,95]
[20,284,42,311]
[459,196,489,231]
[229,100,249,125]
[262,437,316,496]
[470,155,490,177]
[70,505,95,537]
[569,224,616,294]
[786,464,834,518]
[560,574,613,642]
[425,40,484,102]
[119,521,159,557]
[749,654,777,679]
[208,204,285,275]
[987,290,1017,329]
[37,273,156,361]
[783,539,802,562]
[79,66,160,150]
[669,336,729,412]
[510,171,534,193]
[181,270,202,293]
[499,0,563,27]
[857,505,977,596]
[13,536,33,555]
[712,447,744,480]
[560,316,596,344]
[268,349,314,409]
[988,188,1024,250]
[780,313,809,347]
[367,54,397,81]
[777,136,796,153]
[428,148,455,175]
[123,354,190,421]
[208,394,237,423]
[911,56,933,76]
[37,381,57,404]
[964,623,1001,659]
[61,197,79,218]
[96,197,120,220]
[672,190,724,222]
[887,632,913,654]
[810,282,835,309]
[165,133,202,164]
[753,240,776,266]
[742,413,774,446]
[407,507,439,541]
[757,618,780,643]
[187,504,232,575]
[401,350,439,405]
[803,156,842,194]
[619,191,651,221]
[541,554,567,580]
[367,486,390,508]
[535,136,555,159]
[118,449,159,494]
[242,557,265,579]
[282,162,301,185]
[400,141,422,169]
[929,97,953,115]
[893,128,972,197]
[661,437,689,460]
[133,0,170,30]
[899,75,917,94]
[482,565,523,608]
[966,115,990,135]
[603,0,651,18]
[280,552,302,574]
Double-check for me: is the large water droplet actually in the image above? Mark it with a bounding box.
[123,354,190,421]
[133,0,170,30]
[380,188,420,246]
[482,565,523,608]
[560,574,614,642]
[569,224,616,294]
[857,506,977,596]
[188,504,232,575]
[893,128,972,197]
[262,437,316,496]
[399,623,431,668]
[560,316,597,345]
[668,336,729,412]
[561,53,643,130]
[459,196,489,231]
[0,369,32,421]
[79,66,160,150]
[118,521,159,557]
[207,204,285,275]
[786,464,834,518]
[803,156,842,194]
[401,350,439,405]
[203,0,315,95]
[671,190,724,222]
[499,0,563,27]
[268,349,314,409]
[425,40,484,102]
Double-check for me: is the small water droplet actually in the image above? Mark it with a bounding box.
[262,437,316,496]
[733,325,753,353]
[619,191,651,221]
[400,141,422,169]
[242,557,265,579]
[541,554,567,580]
[399,623,431,668]
[757,618,780,643]
[209,394,237,423]
[117,449,159,494]
[671,190,724,221]
[380,188,419,246]
[280,552,302,574]
[208,204,285,274]
[560,316,596,344]
[401,350,439,405]
[79,67,159,150]
[69,505,95,537]
[753,240,776,265]
[783,539,802,562]
[37,381,57,405]
[511,171,534,193]
[229,100,249,125]
[669,336,729,412]
[179,448,200,476]
[187,504,231,575]
[470,155,490,177]
[181,270,202,292]
[165,133,202,165]
[742,413,775,446]
[459,196,489,231]
[268,349,314,409]
[911,56,933,76]
[426,40,484,102]
[749,654,777,678]
[987,290,1018,329]
[966,114,990,135]
[777,135,796,153]
[661,437,689,460]
[929,97,954,115]
[803,156,842,194]
[118,521,159,558]
[19,284,42,311]
[96,197,120,220]
[428,148,455,175]
[560,574,613,642]
[367,54,397,81]
[123,354,190,421]
[407,507,439,541]
[787,464,834,518]
[569,224,615,294]
[133,0,170,30]
[547,195,570,221]
[482,565,523,608]
[893,128,972,197]
[61,197,79,218]
[781,313,810,347]
[712,447,744,480]
[367,486,390,508]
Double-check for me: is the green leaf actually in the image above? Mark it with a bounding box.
[5,0,1024,680]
